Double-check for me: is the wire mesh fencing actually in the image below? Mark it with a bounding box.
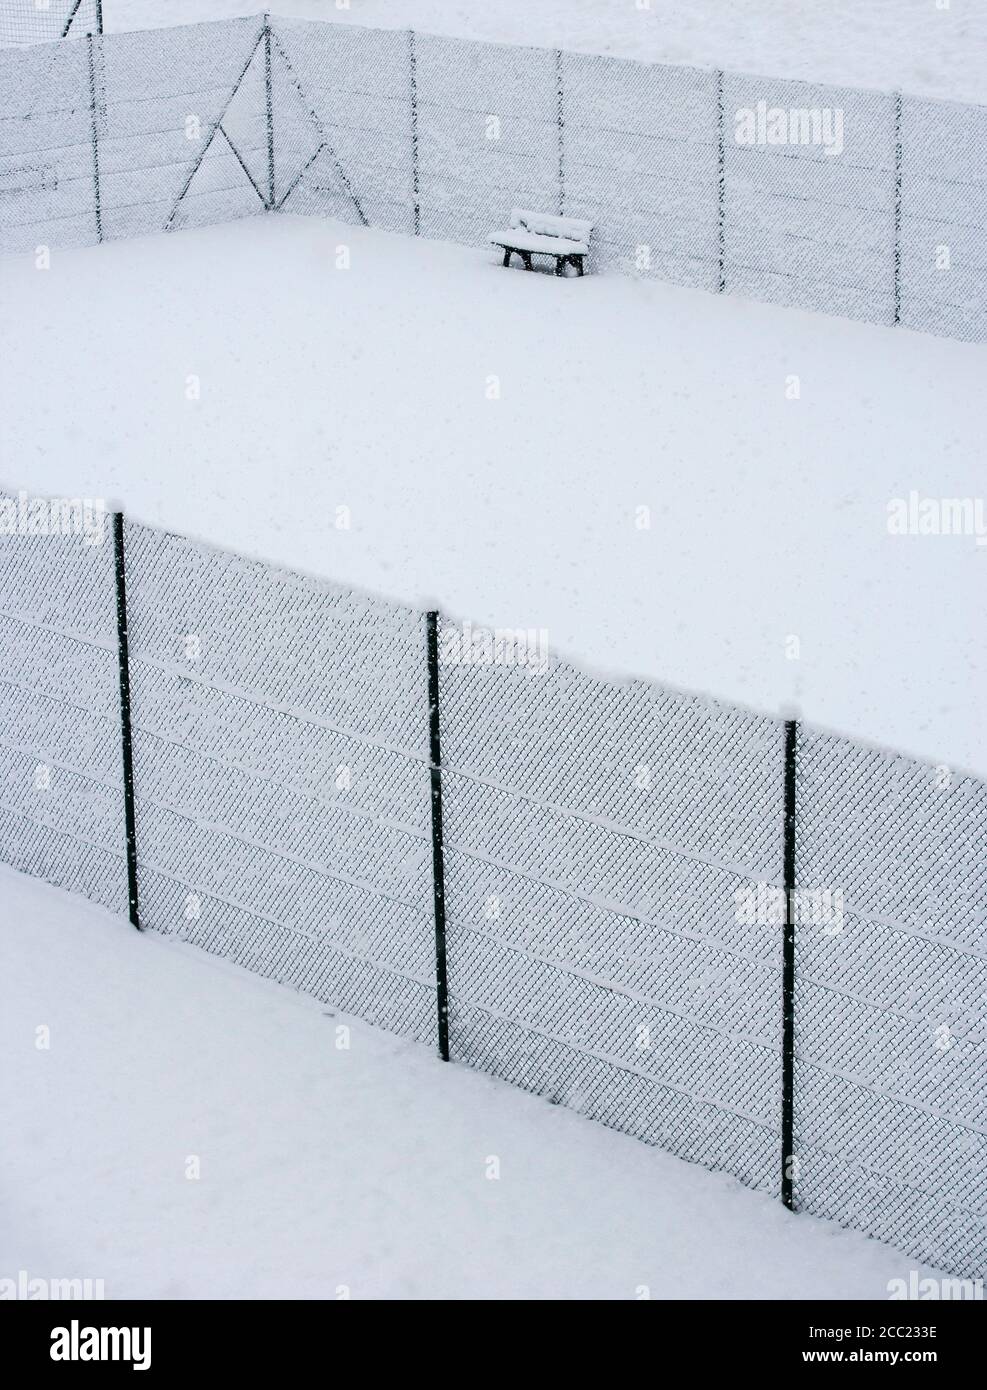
[1,493,985,1282]
[0,13,985,341]
[722,72,896,326]
[121,518,437,1043]
[0,0,101,48]
[792,727,987,1277]
[437,640,785,1193]
[0,496,124,912]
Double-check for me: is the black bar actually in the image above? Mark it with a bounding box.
[113,512,140,930]
[7,1297,979,1368]
[86,32,103,243]
[95,0,104,36]
[555,49,565,215]
[425,611,449,1061]
[780,717,798,1208]
[409,30,420,235]
[716,69,725,292]
[893,90,902,326]
[264,16,276,209]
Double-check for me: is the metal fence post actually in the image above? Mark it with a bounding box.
[95,0,103,35]
[893,91,903,326]
[425,610,450,1060]
[555,48,566,216]
[113,512,140,930]
[780,717,798,1207]
[86,31,103,243]
[716,69,725,293]
[264,14,276,210]
[409,30,420,235]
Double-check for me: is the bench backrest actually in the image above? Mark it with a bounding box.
[511,208,594,242]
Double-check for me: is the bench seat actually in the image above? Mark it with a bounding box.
[488,229,589,257]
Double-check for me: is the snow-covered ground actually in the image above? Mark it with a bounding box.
[1,214,984,778]
[0,865,947,1299]
[102,0,987,105]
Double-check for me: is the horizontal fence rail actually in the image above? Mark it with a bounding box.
[0,493,985,1281]
[0,14,985,341]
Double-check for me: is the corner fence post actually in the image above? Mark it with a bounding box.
[113,513,140,930]
[409,30,420,235]
[425,611,450,1060]
[716,69,725,293]
[85,31,103,243]
[780,717,798,1207]
[264,13,276,209]
[555,48,565,215]
[893,91,902,326]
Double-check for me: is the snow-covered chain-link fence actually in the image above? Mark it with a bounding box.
[0,0,101,46]
[1,502,985,1281]
[0,14,985,340]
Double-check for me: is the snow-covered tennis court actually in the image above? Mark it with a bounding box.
[1,212,983,776]
[0,865,947,1299]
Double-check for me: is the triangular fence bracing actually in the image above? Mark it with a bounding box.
[1,14,986,1285]
[0,13,985,339]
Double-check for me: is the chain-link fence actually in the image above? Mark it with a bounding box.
[1,496,985,1281]
[0,14,985,340]
[792,729,987,1277]
[0,0,101,46]
[123,520,436,1040]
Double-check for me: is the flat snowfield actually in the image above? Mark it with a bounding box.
[0,867,945,1299]
[103,0,987,104]
[1,215,984,776]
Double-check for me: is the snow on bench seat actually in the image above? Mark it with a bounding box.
[489,208,594,276]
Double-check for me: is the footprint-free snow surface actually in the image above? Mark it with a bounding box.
[0,867,947,1298]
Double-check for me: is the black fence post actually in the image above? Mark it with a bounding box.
[555,48,565,216]
[780,717,798,1208]
[716,69,725,293]
[86,31,103,243]
[113,512,140,930]
[409,30,420,235]
[893,91,902,326]
[95,0,103,36]
[264,13,276,210]
[425,610,450,1061]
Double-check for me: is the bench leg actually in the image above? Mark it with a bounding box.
[554,255,566,277]
[502,247,512,268]
[521,251,533,272]
[573,255,585,277]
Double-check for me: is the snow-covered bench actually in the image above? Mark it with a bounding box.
[489,209,593,277]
